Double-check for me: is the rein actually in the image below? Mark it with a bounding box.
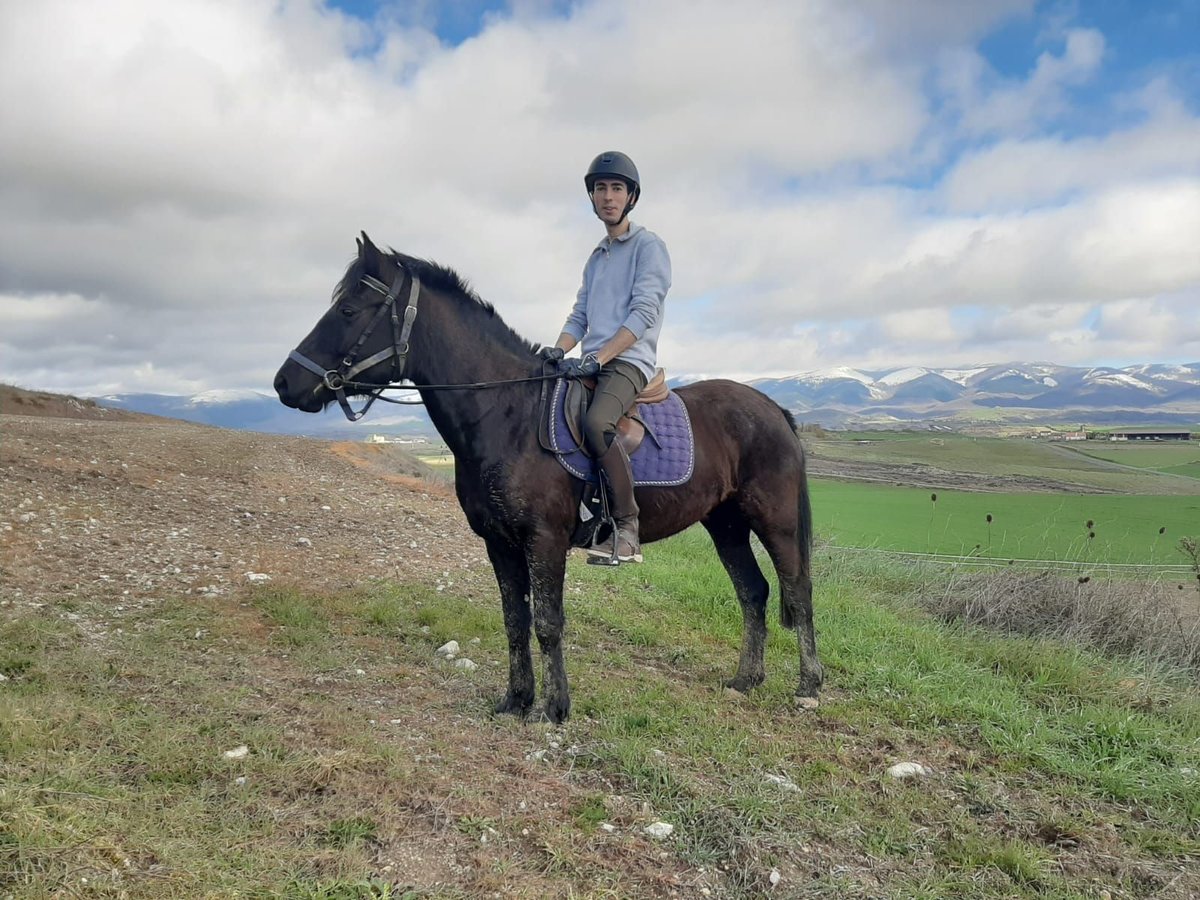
[288,266,568,421]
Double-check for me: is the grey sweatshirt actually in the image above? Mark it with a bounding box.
[561,222,671,381]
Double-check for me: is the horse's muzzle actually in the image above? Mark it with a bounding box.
[273,367,324,413]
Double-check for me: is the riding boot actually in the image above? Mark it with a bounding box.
[588,441,642,563]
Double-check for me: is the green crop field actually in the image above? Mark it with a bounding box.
[810,479,1196,564]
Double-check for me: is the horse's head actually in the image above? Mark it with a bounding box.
[274,233,418,419]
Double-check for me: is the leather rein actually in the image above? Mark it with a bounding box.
[287,266,567,422]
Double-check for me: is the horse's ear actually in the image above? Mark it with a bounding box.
[358,232,382,273]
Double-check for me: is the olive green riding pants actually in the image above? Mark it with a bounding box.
[582,359,647,456]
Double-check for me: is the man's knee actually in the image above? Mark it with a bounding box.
[583,414,613,456]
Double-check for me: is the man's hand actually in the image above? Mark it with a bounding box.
[579,353,601,377]
[556,358,582,379]
[538,346,565,363]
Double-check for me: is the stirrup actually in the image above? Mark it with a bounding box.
[586,517,623,566]
[587,524,642,565]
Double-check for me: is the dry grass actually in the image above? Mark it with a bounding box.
[930,565,1200,675]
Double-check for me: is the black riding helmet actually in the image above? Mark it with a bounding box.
[585,151,640,223]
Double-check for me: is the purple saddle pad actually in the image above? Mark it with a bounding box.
[547,379,695,486]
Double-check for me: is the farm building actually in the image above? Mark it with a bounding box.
[1106,428,1193,441]
[1048,429,1088,441]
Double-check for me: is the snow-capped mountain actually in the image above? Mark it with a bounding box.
[748,361,1200,426]
[89,361,1200,436]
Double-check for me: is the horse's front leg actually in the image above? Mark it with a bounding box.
[526,533,571,723]
[485,536,534,717]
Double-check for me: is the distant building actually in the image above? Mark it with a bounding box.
[1107,429,1192,442]
[1048,429,1088,442]
[365,434,427,445]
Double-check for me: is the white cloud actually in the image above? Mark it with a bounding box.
[942,90,1200,211]
[0,0,1197,397]
[939,27,1106,137]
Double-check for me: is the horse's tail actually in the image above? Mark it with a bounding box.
[777,403,814,630]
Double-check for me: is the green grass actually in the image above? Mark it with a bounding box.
[810,478,1198,564]
[567,531,1200,895]
[3,531,1199,897]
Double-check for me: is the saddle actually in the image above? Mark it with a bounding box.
[538,366,693,552]
[539,366,694,488]
[560,367,669,457]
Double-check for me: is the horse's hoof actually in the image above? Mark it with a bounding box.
[494,692,534,718]
[721,674,764,694]
[794,696,820,711]
[541,697,571,724]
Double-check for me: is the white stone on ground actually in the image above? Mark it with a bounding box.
[886,762,929,779]
[644,821,674,839]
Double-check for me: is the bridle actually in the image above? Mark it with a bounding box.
[288,270,420,421]
[286,264,569,422]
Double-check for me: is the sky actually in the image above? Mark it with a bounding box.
[1,0,1198,397]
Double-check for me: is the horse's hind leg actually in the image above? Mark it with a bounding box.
[757,525,823,707]
[486,536,534,717]
[703,510,769,693]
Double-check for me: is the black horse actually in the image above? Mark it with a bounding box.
[274,234,821,723]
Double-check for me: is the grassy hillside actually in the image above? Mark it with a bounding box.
[0,383,153,422]
[3,532,1198,898]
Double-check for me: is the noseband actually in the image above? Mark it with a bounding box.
[288,269,421,421]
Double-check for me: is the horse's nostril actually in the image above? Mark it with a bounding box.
[273,373,287,396]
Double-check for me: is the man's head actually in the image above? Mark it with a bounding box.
[585,151,640,226]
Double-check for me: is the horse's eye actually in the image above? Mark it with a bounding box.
[340,305,355,317]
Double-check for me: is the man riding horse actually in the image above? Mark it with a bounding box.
[541,151,672,564]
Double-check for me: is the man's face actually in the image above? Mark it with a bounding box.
[591,178,633,225]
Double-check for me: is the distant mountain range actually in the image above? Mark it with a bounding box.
[744,361,1200,428]
[92,362,1200,437]
[95,389,433,440]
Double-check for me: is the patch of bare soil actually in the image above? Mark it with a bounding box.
[806,455,1114,493]
[0,414,479,609]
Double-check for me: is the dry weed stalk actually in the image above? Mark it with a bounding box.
[933,564,1200,675]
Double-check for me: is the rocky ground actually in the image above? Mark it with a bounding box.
[0,413,484,620]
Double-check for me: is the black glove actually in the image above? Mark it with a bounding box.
[538,346,565,363]
[579,353,601,377]
[556,358,583,379]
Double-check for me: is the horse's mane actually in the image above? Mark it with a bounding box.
[339,249,541,357]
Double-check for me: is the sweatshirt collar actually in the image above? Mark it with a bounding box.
[596,221,643,250]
